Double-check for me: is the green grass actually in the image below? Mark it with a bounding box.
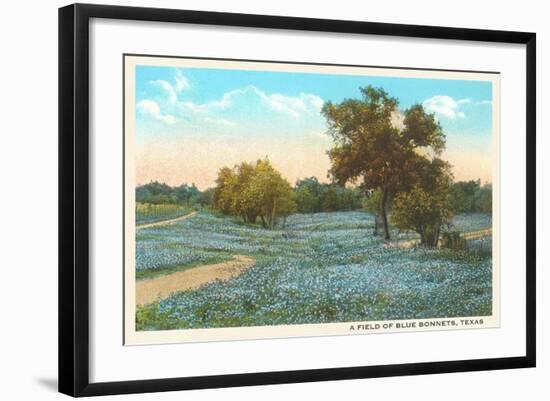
[136,253,232,281]
[136,202,194,225]
[136,304,178,331]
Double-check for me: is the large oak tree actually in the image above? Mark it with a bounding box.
[322,86,446,240]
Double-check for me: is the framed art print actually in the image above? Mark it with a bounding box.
[123,55,501,345]
[59,3,536,397]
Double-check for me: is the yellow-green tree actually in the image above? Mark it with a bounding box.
[213,159,296,229]
[212,162,259,223]
[242,159,296,229]
[213,166,236,215]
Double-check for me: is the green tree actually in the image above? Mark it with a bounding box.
[322,186,340,212]
[213,166,237,215]
[391,158,453,247]
[213,159,296,229]
[473,183,492,214]
[212,162,260,223]
[341,187,363,210]
[136,181,177,204]
[136,181,214,208]
[363,189,382,214]
[242,159,296,229]
[232,162,260,223]
[449,180,480,213]
[198,187,215,208]
[295,178,363,213]
[322,86,445,240]
[294,177,323,213]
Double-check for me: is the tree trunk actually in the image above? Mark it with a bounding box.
[270,198,277,229]
[381,189,391,240]
[420,225,439,247]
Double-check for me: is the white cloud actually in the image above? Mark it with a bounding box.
[148,70,190,103]
[264,91,324,117]
[137,99,177,124]
[423,95,465,119]
[138,83,324,131]
[477,100,492,105]
[178,101,205,113]
[179,85,324,119]
[457,98,472,104]
[137,99,159,115]
[174,69,190,92]
[260,89,324,118]
[149,80,177,103]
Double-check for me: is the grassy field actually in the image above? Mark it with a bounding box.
[136,211,492,331]
[135,202,194,226]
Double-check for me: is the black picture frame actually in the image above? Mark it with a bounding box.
[59,3,536,397]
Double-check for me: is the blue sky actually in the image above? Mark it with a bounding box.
[134,64,494,189]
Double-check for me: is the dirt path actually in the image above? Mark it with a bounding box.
[136,255,256,306]
[462,228,492,240]
[136,211,198,230]
[389,228,492,249]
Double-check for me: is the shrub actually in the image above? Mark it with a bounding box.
[441,230,468,251]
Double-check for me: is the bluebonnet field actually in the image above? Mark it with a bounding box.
[136,211,492,330]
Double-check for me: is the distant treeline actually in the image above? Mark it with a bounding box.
[294,177,363,213]
[135,173,491,229]
[135,162,364,229]
[449,180,492,214]
[136,181,213,207]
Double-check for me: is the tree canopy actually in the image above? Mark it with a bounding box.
[322,85,447,240]
[294,177,363,213]
[213,159,296,229]
[449,180,492,214]
[136,181,203,206]
[391,158,454,247]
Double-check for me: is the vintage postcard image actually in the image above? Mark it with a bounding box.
[124,55,499,345]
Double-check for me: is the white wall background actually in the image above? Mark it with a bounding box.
[0,0,546,399]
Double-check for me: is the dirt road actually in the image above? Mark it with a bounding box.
[136,255,256,306]
[461,228,492,240]
[389,228,492,249]
[136,211,198,230]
